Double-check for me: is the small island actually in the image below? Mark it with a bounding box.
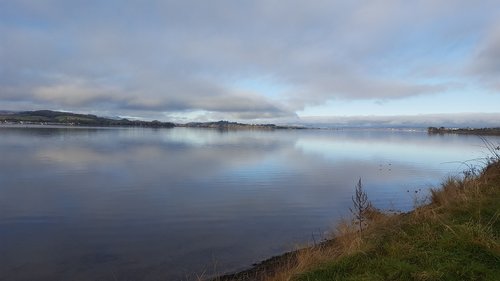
[428,126,500,135]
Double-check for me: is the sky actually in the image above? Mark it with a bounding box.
[1,0,500,126]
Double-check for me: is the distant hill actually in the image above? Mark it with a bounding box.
[0,110,175,128]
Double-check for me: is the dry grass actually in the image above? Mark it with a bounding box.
[432,162,499,207]
[240,207,399,281]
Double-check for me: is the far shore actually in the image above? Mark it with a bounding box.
[0,110,306,130]
[428,126,500,136]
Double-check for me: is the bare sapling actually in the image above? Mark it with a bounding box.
[350,178,372,235]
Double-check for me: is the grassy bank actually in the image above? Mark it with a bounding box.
[217,160,500,281]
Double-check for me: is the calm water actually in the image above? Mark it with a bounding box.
[0,126,496,280]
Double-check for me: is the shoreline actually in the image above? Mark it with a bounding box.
[212,159,500,281]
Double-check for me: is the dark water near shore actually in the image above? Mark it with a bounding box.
[0,126,497,280]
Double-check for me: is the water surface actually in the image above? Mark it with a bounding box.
[0,126,496,280]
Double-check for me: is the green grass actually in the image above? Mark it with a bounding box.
[295,163,500,281]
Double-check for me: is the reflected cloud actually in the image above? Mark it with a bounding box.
[294,130,487,165]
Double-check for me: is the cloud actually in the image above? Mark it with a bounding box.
[466,23,500,91]
[26,75,294,119]
[286,71,450,109]
[33,79,121,106]
[1,1,499,120]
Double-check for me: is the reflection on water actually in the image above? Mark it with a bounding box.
[0,126,496,280]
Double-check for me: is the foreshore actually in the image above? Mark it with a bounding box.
[213,159,500,281]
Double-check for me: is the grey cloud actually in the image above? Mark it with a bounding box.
[23,74,294,119]
[286,69,450,109]
[32,80,122,106]
[466,24,500,91]
[122,93,293,119]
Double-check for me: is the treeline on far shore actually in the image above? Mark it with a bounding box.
[428,126,500,135]
[0,110,304,130]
